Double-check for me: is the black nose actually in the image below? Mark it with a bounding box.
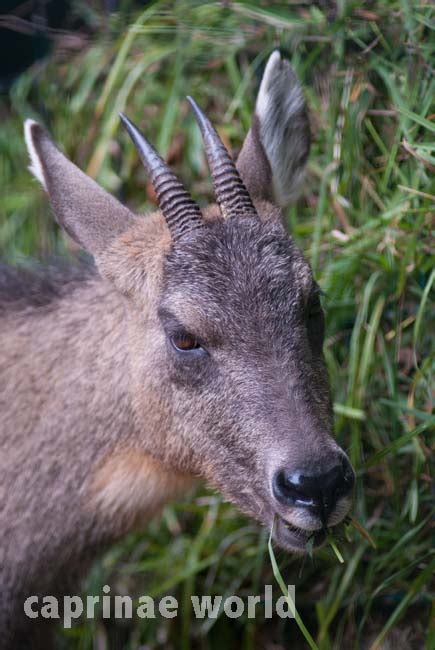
[272,458,355,523]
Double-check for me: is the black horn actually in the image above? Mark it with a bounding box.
[186,96,258,221]
[120,113,204,240]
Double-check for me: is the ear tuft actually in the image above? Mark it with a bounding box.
[255,50,310,206]
[256,51,305,123]
[237,51,310,210]
[24,119,47,190]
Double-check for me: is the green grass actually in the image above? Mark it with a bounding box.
[1,1,434,648]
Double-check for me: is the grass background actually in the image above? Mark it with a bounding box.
[0,1,434,648]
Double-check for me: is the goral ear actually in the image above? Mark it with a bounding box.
[24,120,137,256]
[236,51,311,209]
[25,120,173,304]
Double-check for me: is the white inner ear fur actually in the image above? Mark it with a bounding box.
[256,50,307,206]
[24,119,47,191]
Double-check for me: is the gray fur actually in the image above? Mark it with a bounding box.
[0,260,94,312]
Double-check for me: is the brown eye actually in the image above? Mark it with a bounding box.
[170,332,202,353]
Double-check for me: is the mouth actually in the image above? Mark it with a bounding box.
[272,515,328,552]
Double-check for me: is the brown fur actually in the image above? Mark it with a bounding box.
[90,447,195,534]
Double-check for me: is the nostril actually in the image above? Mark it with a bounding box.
[272,469,318,508]
[318,461,354,507]
[272,460,355,513]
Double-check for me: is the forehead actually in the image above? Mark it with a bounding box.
[162,218,313,333]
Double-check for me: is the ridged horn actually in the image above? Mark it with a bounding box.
[119,113,204,240]
[186,96,258,220]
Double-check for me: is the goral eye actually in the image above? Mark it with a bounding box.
[170,332,202,353]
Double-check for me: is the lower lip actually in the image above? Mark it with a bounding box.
[274,516,327,551]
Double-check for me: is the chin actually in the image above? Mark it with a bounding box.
[272,515,327,553]
[269,497,353,554]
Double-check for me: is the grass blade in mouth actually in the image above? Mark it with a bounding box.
[306,534,315,559]
[268,517,319,650]
[327,534,344,564]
